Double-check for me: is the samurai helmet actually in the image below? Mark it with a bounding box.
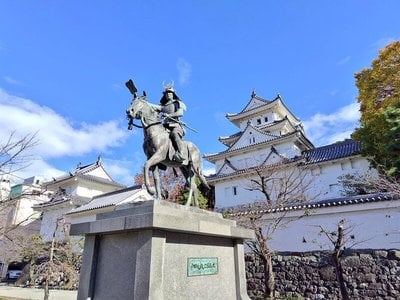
[160,80,180,104]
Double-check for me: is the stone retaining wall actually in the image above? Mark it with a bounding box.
[245,249,400,299]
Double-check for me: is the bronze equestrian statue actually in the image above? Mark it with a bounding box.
[125,79,209,207]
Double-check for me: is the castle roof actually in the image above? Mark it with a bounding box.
[221,192,400,217]
[205,130,313,163]
[303,139,362,165]
[66,185,147,215]
[206,139,362,182]
[226,93,300,127]
[218,117,300,147]
[43,157,124,189]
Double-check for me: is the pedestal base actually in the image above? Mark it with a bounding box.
[70,200,254,300]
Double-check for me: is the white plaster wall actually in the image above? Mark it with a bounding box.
[76,185,103,198]
[257,201,400,252]
[239,112,277,131]
[13,196,44,225]
[75,181,118,199]
[214,156,373,209]
[274,142,302,158]
[87,167,109,179]
[307,157,373,201]
[231,130,272,150]
[40,207,73,242]
[215,177,267,208]
[0,175,10,201]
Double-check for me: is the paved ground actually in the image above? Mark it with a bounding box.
[0,285,77,300]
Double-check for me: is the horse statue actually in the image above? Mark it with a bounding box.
[125,80,209,207]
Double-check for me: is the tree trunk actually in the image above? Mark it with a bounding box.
[263,253,275,299]
[332,252,350,300]
[43,235,56,300]
[253,225,275,299]
[43,275,50,300]
[332,224,350,300]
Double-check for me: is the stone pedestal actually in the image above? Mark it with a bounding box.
[70,200,254,300]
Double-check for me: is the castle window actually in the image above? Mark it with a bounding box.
[264,117,268,122]
[233,186,237,196]
[256,118,261,125]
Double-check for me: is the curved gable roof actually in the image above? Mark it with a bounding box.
[214,158,238,177]
[229,122,278,151]
[44,158,124,188]
[240,93,271,113]
[226,94,301,127]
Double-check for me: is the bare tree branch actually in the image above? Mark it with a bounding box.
[0,131,39,175]
[226,164,318,298]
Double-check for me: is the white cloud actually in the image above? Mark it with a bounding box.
[0,88,128,158]
[177,58,192,85]
[103,153,145,186]
[112,83,123,90]
[329,90,339,96]
[12,158,65,183]
[202,167,215,176]
[337,56,351,66]
[0,88,129,184]
[302,102,360,146]
[3,76,21,85]
[370,37,397,51]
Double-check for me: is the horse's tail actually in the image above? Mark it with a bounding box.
[187,143,210,189]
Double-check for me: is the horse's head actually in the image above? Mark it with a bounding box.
[126,95,148,120]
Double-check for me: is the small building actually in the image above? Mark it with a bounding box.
[6,176,49,227]
[0,174,11,202]
[0,176,49,278]
[33,157,125,242]
[67,185,153,224]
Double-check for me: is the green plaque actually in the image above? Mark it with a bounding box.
[187,257,218,276]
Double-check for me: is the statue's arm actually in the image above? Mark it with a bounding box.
[149,103,162,112]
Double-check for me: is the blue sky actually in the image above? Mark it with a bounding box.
[0,1,399,185]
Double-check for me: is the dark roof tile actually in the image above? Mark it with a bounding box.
[303,139,362,164]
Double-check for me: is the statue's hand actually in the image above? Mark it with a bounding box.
[161,112,170,119]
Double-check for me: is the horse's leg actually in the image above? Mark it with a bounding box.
[186,184,193,207]
[152,165,162,200]
[143,164,155,195]
[181,166,200,208]
[180,166,192,206]
[191,174,199,207]
[144,152,166,197]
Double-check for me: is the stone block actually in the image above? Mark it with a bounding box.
[388,250,400,260]
[374,250,388,258]
[71,200,254,300]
